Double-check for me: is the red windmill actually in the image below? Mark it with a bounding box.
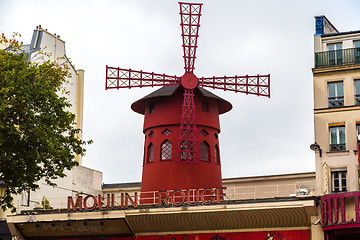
[106,2,270,196]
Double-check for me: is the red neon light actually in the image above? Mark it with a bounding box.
[67,187,227,212]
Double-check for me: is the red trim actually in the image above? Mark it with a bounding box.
[321,191,360,227]
[324,222,360,231]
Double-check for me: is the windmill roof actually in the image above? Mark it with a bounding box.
[131,85,232,114]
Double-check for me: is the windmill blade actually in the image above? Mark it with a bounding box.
[106,66,179,90]
[199,74,270,97]
[179,2,203,73]
[177,89,198,163]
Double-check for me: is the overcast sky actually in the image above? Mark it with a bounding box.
[1,0,360,184]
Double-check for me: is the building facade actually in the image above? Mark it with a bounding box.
[312,16,360,240]
[8,172,316,239]
[0,27,103,238]
[7,15,360,240]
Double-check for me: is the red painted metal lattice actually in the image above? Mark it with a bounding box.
[105,2,270,163]
[199,74,270,97]
[178,89,198,162]
[179,2,202,73]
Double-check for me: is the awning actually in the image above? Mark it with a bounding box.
[7,198,315,239]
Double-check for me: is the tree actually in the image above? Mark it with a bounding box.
[0,40,90,211]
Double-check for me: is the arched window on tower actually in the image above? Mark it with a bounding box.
[161,140,172,161]
[202,102,209,112]
[147,143,154,163]
[214,144,220,165]
[200,141,210,162]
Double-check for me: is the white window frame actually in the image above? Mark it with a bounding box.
[328,43,343,66]
[329,125,346,151]
[355,79,360,105]
[328,81,344,108]
[328,43,342,51]
[331,168,347,193]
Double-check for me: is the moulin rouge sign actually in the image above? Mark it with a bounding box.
[67,187,227,212]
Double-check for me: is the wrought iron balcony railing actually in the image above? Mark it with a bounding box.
[328,97,344,108]
[330,143,346,152]
[356,95,360,105]
[315,47,360,68]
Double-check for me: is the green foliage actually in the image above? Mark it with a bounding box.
[41,196,52,209]
[0,41,89,212]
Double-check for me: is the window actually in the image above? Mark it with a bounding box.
[161,140,172,161]
[330,125,346,151]
[355,41,360,63]
[328,43,342,66]
[355,41,360,48]
[355,79,360,105]
[199,129,209,137]
[147,143,154,163]
[200,141,210,162]
[357,123,360,136]
[328,82,344,108]
[148,131,155,138]
[214,144,220,165]
[331,169,347,193]
[161,129,172,136]
[202,102,209,112]
[149,103,155,114]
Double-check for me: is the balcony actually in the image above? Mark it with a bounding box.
[356,95,360,105]
[315,47,360,68]
[328,97,344,108]
[330,143,346,152]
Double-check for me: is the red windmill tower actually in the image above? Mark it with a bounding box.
[105,2,270,197]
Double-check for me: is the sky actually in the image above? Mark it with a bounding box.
[1,0,360,184]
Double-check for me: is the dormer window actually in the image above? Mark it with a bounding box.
[149,103,155,114]
[202,102,209,112]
